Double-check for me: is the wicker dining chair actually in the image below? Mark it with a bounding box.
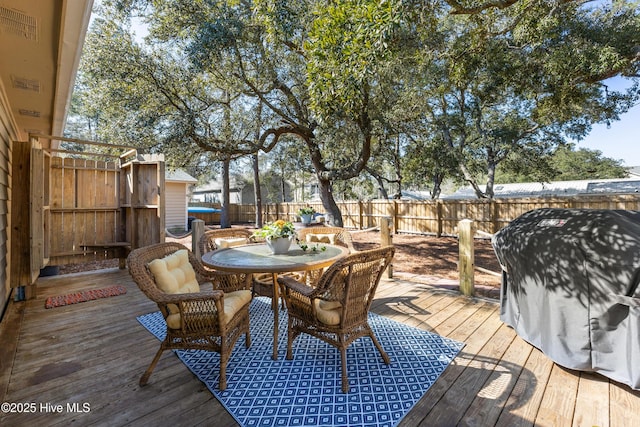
[197,228,278,300]
[277,245,395,393]
[127,242,252,391]
[296,226,357,253]
[198,228,255,255]
[295,226,358,286]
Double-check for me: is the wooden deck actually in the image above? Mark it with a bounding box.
[1,268,639,426]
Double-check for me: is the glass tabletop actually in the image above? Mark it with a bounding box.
[201,243,349,273]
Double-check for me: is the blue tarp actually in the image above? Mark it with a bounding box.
[188,207,221,213]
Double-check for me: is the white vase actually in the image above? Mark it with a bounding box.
[266,236,293,254]
[300,214,313,225]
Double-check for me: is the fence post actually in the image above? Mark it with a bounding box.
[436,199,443,237]
[458,219,475,296]
[192,219,205,259]
[490,199,498,234]
[392,201,398,234]
[381,216,393,278]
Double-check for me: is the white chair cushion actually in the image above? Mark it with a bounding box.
[221,290,252,323]
[306,233,337,245]
[148,249,200,316]
[215,237,248,249]
[148,250,200,295]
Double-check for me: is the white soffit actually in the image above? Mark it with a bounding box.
[0,0,93,145]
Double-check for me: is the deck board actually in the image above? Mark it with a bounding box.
[572,372,610,427]
[497,346,555,427]
[461,330,534,426]
[537,364,580,426]
[1,268,639,426]
[609,381,640,427]
[418,321,517,426]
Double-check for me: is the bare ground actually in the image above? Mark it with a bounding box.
[58,229,502,299]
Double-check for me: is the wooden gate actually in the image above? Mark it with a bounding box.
[49,157,124,265]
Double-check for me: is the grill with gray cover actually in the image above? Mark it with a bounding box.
[492,208,640,390]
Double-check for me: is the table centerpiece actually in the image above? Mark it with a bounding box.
[252,220,297,254]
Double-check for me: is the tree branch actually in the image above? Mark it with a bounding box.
[445,0,584,15]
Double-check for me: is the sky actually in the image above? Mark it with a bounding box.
[570,76,640,167]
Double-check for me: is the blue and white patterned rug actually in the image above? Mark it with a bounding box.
[137,297,464,427]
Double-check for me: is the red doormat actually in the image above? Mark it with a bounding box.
[45,285,127,309]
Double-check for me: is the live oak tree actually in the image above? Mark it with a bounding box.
[100,0,412,225]
[402,135,463,199]
[496,145,628,183]
[79,0,640,211]
[267,0,640,201]
[394,0,640,198]
[75,7,280,227]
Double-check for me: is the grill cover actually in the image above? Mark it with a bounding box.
[492,208,640,390]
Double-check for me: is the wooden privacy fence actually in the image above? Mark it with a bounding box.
[190,196,640,299]
[205,194,640,235]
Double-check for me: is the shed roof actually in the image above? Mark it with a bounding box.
[166,169,197,183]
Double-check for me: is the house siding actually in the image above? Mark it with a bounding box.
[166,182,188,231]
[0,89,16,318]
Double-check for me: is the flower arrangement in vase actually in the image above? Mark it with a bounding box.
[252,220,297,254]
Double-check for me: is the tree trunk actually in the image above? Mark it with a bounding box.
[221,90,232,228]
[317,177,343,227]
[221,157,231,228]
[252,154,263,227]
[485,164,496,199]
[431,173,443,199]
[459,161,488,199]
[372,172,389,199]
[393,134,402,199]
[253,102,263,227]
[485,149,497,199]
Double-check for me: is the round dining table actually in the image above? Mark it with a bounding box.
[201,243,350,360]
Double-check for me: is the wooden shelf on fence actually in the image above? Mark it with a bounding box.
[50,207,121,212]
[50,244,130,258]
[80,243,131,269]
[50,250,90,257]
[120,204,159,209]
[80,242,131,250]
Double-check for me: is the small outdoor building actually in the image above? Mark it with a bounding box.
[165,169,198,231]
